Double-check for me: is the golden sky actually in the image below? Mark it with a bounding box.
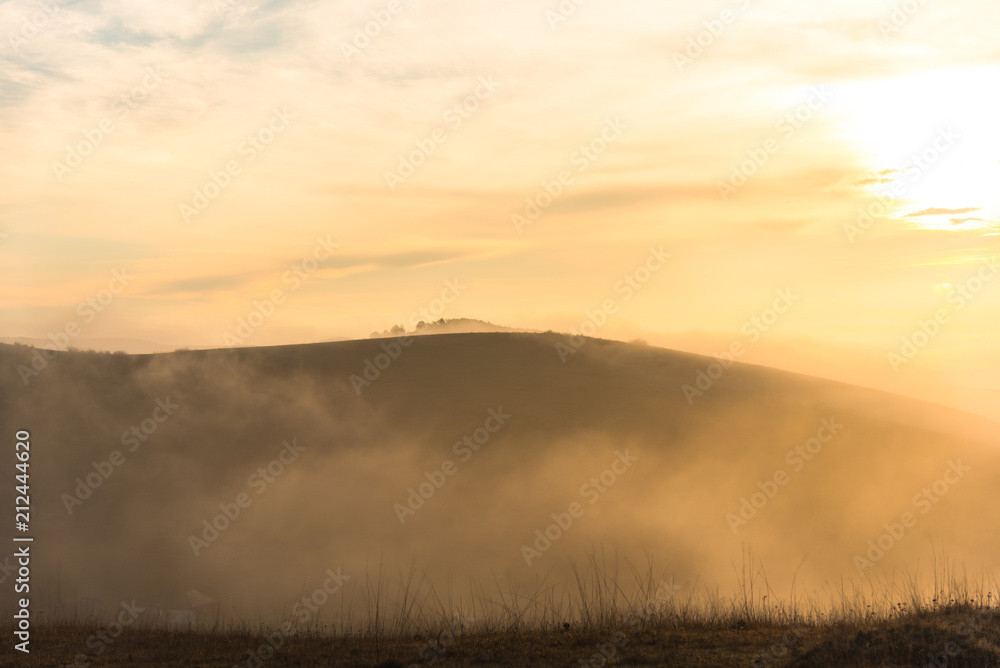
[1,0,998,411]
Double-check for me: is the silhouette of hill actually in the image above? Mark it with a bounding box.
[2,333,997,616]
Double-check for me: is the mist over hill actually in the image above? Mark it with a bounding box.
[369,317,533,338]
[0,336,176,355]
[2,333,997,621]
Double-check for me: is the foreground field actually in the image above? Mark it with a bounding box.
[4,604,999,667]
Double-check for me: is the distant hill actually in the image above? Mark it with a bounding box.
[2,333,997,615]
[0,336,175,354]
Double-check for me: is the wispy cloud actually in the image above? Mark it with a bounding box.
[910,207,981,217]
[853,169,898,186]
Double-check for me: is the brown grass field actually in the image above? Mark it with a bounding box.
[4,603,999,667]
[5,559,1000,667]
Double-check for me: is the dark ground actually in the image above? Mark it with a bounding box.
[2,606,998,667]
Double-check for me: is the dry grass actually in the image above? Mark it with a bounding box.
[5,551,999,667]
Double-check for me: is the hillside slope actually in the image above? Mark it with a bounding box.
[1,333,997,616]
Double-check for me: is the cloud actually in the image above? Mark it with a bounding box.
[852,169,898,186]
[323,249,468,270]
[146,273,259,295]
[909,207,981,217]
[547,185,711,215]
[143,248,473,298]
[94,0,227,41]
[949,217,991,226]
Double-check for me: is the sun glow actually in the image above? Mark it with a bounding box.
[831,64,1000,233]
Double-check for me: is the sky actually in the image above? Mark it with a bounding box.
[1,0,998,414]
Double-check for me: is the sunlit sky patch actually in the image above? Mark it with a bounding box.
[831,64,1000,231]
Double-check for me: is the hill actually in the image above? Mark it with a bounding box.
[1,333,997,621]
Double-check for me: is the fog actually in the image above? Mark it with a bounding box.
[2,333,998,628]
